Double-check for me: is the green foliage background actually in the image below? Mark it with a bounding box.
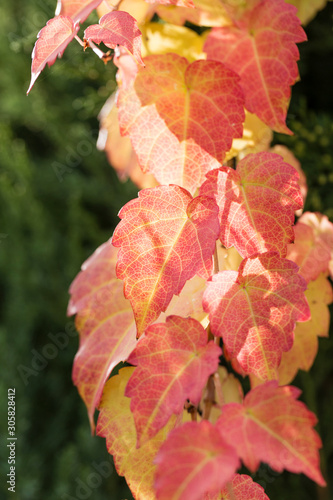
[0,1,332,499]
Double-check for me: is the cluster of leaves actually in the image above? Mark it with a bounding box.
[28,0,333,499]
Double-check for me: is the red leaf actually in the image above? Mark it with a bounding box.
[205,474,270,500]
[299,212,333,279]
[117,54,245,194]
[216,381,326,486]
[203,252,310,380]
[68,241,137,432]
[125,316,221,446]
[199,152,303,258]
[84,11,144,65]
[287,221,331,282]
[112,185,220,336]
[55,0,103,23]
[204,0,306,133]
[154,421,240,500]
[27,16,79,94]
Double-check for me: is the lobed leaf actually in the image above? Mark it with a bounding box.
[217,381,326,486]
[278,273,333,385]
[125,315,221,446]
[112,185,219,336]
[67,241,137,431]
[203,252,310,380]
[117,54,245,194]
[27,16,79,94]
[97,367,174,500]
[200,152,303,258]
[84,11,144,65]
[55,0,103,23]
[205,474,270,500]
[154,420,240,500]
[204,0,307,133]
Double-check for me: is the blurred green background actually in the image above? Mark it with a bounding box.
[0,1,332,499]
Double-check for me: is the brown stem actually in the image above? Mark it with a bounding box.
[213,244,219,275]
[213,371,224,407]
[202,375,215,420]
[75,35,113,64]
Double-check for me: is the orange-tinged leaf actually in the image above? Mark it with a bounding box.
[217,381,326,486]
[68,241,137,432]
[97,94,158,188]
[27,16,79,94]
[278,273,333,385]
[84,11,144,65]
[147,0,194,6]
[161,275,207,325]
[117,54,245,194]
[154,420,240,500]
[97,0,154,25]
[203,252,310,380]
[97,367,174,500]
[200,152,303,258]
[156,0,232,27]
[204,0,307,133]
[55,0,103,23]
[205,474,270,500]
[125,316,221,446]
[112,185,220,336]
[286,220,332,283]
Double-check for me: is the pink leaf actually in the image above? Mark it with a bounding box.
[117,54,245,194]
[205,474,270,500]
[112,185,220,336]
[203,252,310,380]
[200,152,302,258]
[55,0,103,23]
[68,241,137,432]
[155,421,240,500]
[84,11,144,65]
[27,16,79,94]
[217,381,326,486]
[146,0,194,6]
[204,0,306,133]
[125,316,221,446]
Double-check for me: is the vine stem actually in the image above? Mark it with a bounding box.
[75,35,112,64]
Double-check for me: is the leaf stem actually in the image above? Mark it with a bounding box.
[202,375,215,420]
[75,35,112,64]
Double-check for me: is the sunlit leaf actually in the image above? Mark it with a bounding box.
[203,252,310,380]
[27,16,79,94]
[117,53,245,194]
[112,185,219,336]
[155,420,240,500]
[286,0,331,25]
[204,0,307,133]
[217,381,326,486]
[205,474,270,500]
[68,241,137,431]
[126,316,221,445]
[84,11,144,65]
[200,152,303,258]
[55,0,103,23]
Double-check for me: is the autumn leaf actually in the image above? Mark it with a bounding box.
[117,53,245,193]
[200,152,303,258]
[84,11,144,65]
[55,0,103,23]
[154,420,240,500]
[27,16,79,94]
[203,252,310,380]
[97,93,158,188]
[204,0,307,133]
[205,474,270,500]
[97,0,154,25]
[112,185,219,336]
[146,0,194,7]
[67,241,137,432]
[97,367,175,500]
[217,381,326,486]
[125,316,221,446]
[286,0,331,25]
[278,273,333,385]
[161,275,207,325]
[286,220,331,282]
[156,0,232,27]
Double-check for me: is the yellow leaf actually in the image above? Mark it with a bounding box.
[141,23,205,62]
[97,0,154,24]
[97,367,175,500]
[216,244,243,272]
[286,0,331,25]
[278,273,333,385]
